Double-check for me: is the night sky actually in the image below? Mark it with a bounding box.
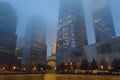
[5,0,120,56]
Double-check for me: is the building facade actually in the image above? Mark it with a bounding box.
[47,38,56,68]
[15,37,24,66]
[0,1,18,67]
[76,37,120,67]
[56,0,88,65]
[23,17,47,65]
[92,0,116,42]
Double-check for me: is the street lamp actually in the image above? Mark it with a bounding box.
[70,62,72,66]
[23,67,26,71]
[32,67,37,71]
[12,66,17,71]
[101,65,104,69]
[41,68,43,70]
[2,67,5,71]
[54,67,56,70]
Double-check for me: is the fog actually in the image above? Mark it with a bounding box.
[5,0,120,56]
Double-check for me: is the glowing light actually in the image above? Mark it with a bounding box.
[101,65,104,69]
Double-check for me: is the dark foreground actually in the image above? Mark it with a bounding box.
[0,74,120,80]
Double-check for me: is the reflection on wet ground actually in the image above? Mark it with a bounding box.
[0,74,44,80]
[56,75,120,80]
[0,74,120,80]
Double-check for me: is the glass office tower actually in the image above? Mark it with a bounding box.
[56,0,87,65]
[92,0,116,42]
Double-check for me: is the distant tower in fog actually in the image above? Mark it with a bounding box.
[52,38,56,55]
[56,0,87,65]
[47,38,56,68]
[92,0,116,42]
[23,16,47,65]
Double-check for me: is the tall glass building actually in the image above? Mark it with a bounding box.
[0,1,18,67]
[56,0,87,65]
[92,0,116,42]
[23,16,47,65]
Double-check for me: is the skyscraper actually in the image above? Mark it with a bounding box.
[56,0,87,65]
[23,16,47,65]
[0,1,17,55]
[0,1,18,67]
[92,0,116,42]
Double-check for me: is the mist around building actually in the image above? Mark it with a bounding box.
[0,0,120,75]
